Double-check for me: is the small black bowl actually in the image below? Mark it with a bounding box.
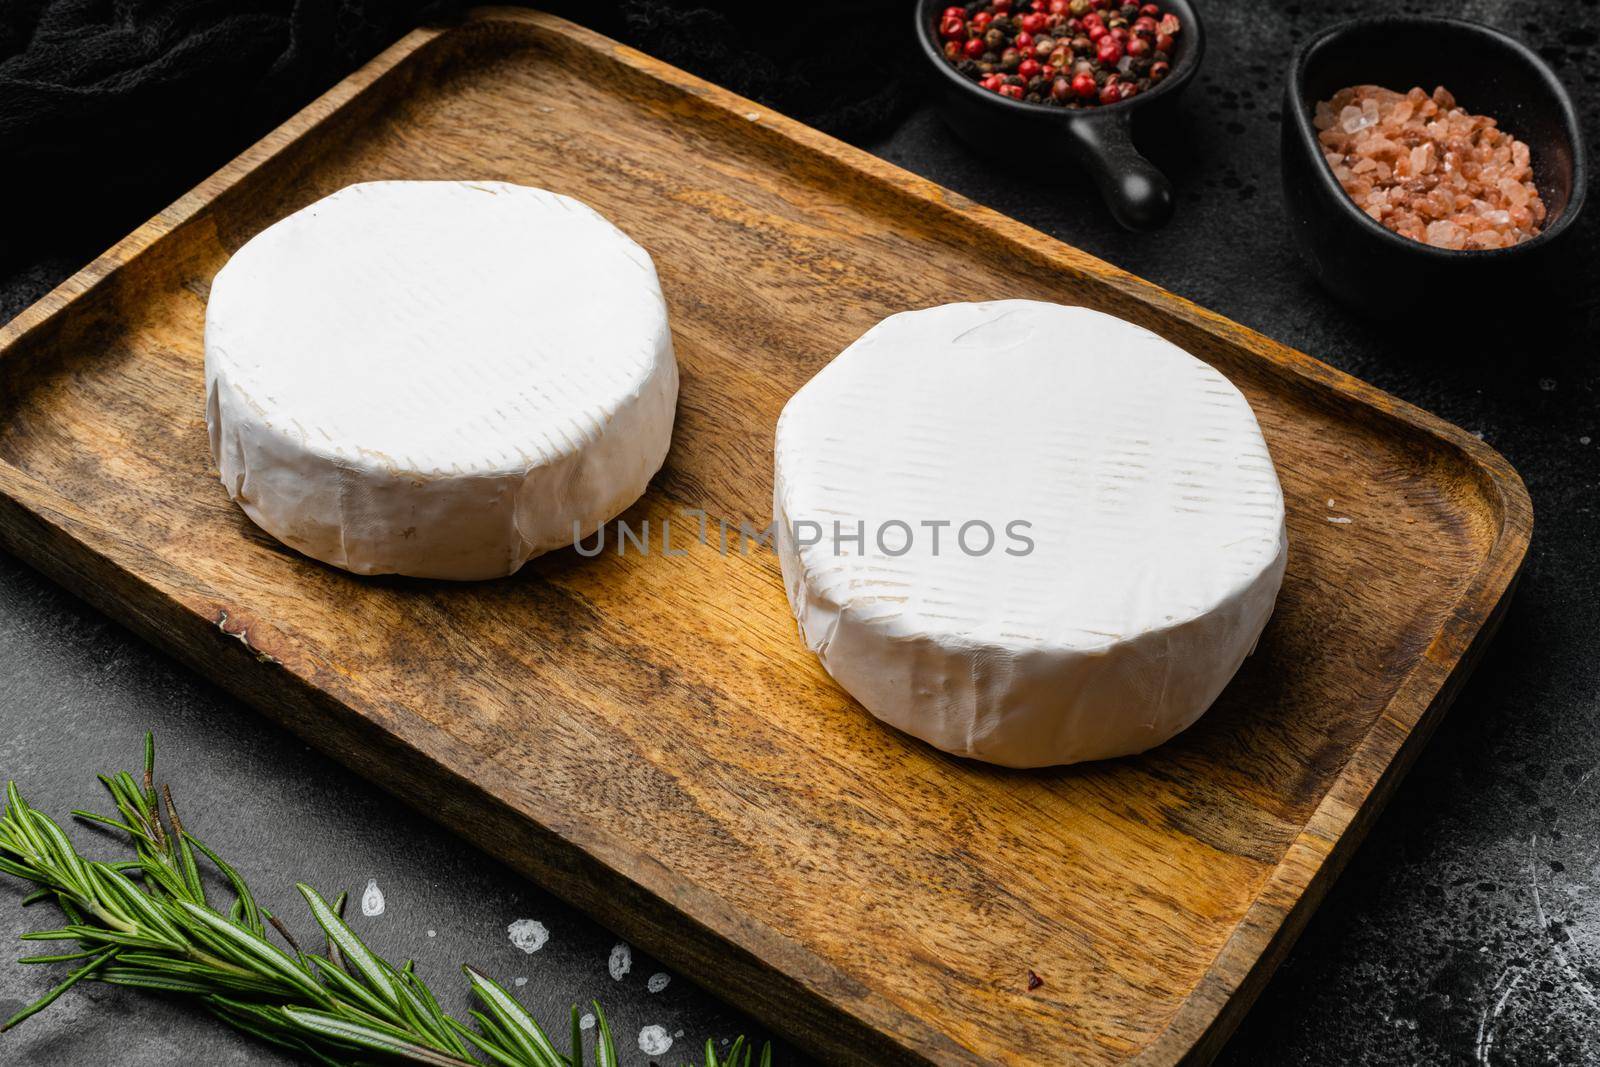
[1283,17,1587,314]
[915,0,1204,231]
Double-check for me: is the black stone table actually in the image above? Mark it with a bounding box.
[2,1,1597,1063]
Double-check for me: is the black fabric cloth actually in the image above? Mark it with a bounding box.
[0,0,914,262]
[597,0,915,141]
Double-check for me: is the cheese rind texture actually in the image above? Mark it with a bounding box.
[205,181,677,580]
[773,301,1287,768]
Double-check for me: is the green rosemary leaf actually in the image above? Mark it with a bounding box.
[206,999,307,1052]
[104,774,146,830]
[298,883,399,1009]
[4,783,49,862]
[161,787,206,905]
[87,863,186,945]
[207,997,337,1058]
[208,996,295,1032]
[114,771,145,809]
[94,775,132,829]
[463,965,566,1067]
[69,809,145,839]
[166,903,256,966]
[129,852,187,901]
[175,901,328,1005]
[186,830,262,935]
[220,995,412,1065]
[592,1002,618,1067]
[17,946,106,964]
[107,950,204,971]
[99,969,218,995]
[56,895,86,926]
[392,966,462,1055]
[467,1006,518,1051]
[571,1005,583,1067]
[27,810,92,888]
[732,1037,758,1067]
[453,1015,529,1067]
[403,962,451,1022]
[23,925,166,950]
[325,889,351,973]
[143,732,156,805]
[0,946,116,1031]
[178,851,207,905]
[209,1000,361,1067]
[110,953,290,997]
[308,953,406,1026]
[400,962,475,1058]
[0,856,45,882]
[282,1005,478,1066]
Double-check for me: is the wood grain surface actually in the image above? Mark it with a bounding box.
[0,10,1531,1065]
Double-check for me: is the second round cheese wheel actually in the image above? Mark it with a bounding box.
[205,181,678,580]
[774,301,1287,768]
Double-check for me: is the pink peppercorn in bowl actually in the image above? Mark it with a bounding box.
[1282,17,1587,315]
[916,0,1204,231]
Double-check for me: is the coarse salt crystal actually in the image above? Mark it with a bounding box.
[1314,84,1545,249]
[1426,220,1466,249]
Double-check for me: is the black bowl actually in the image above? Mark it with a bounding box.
[1282,17,1587,314]
[915,0,1204,231]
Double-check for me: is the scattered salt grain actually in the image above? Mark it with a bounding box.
[1540,378,1557,391]
[639,1024,673,1055]
[580,1012,596,1030]
[508,919,550,954]
[1327,516,1354,525]
[514,977,528,987]
[361,879,385,917]
[608,942,633,981]
[427,929,436,938]
[647,972,672,993]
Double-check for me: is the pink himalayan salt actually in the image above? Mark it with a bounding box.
[1313,85,1547,250]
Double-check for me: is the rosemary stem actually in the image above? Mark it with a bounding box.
[3,737,770,1067]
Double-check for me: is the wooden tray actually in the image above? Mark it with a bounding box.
[0,10,1531,1065]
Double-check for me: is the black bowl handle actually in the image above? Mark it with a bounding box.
[1063,110,1174,231]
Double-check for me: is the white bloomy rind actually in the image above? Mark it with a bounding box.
[774,301,1287,768]
[205,181,677,580]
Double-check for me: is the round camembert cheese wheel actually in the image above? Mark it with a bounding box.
[205,181,677,580]
[773,301,1287,768]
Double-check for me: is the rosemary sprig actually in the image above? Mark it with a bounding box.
[0,734,771,1067]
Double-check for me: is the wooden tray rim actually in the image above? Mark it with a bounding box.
[0,9,1534,1064]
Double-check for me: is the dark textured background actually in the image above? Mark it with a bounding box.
[2,1,1598,1064]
